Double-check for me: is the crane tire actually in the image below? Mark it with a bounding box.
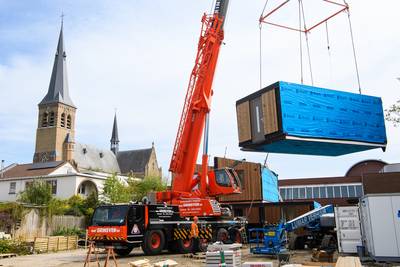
[177,238,193,254]
[217,228,230,243]
[229,228,243,244]
[142,230,165,255]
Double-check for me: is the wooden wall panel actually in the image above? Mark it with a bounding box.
[216,157,262,202]
[236,101,252,143]
[261,89,278,135]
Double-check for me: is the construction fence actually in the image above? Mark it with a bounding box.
[33,235,78,253]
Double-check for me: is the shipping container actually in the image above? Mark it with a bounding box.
[360,194,400,262]
[335,206,362,254]
[236,81,387,156]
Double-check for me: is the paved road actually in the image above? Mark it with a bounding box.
[0,247,306,267]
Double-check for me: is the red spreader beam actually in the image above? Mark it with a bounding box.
[259,0,349,33]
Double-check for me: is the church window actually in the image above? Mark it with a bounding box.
[60,113,65,127]
[42,112,49,127]
[49,112,55,126]
[67,115,72,129]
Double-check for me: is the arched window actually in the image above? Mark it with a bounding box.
[48,112,55,126]
[60,113,65,127]
[41,112,49,127]
[67,115,72,129]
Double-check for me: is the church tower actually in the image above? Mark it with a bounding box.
[33,23,76,163]
[110,113,119,155]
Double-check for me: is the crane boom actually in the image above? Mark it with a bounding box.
[157,0,240,217]
[169,0,229,194]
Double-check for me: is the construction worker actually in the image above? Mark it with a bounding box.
[190,216,199,255]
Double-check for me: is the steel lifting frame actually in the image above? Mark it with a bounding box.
[259,0,349,34]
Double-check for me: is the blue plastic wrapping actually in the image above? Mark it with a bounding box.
[261,167,279,202]
[238,81,387,156]
[279,82,386,144]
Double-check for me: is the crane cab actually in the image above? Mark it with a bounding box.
[208,167,242,196]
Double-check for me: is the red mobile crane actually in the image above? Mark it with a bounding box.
[156,0,241,217]
[88,0,245,256]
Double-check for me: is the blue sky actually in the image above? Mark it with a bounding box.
[1,0,400,179]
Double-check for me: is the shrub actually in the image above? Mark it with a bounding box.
[0,240,31,255]
[18,179,53,205]
[52,227,85,237]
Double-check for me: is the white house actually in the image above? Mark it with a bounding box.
[0,161,128,202]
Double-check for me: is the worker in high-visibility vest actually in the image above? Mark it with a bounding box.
[190,216,199,255]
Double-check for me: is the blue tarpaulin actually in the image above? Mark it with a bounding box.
[279,82,386,144]
[240,81,387,156]
[261,167,280,202]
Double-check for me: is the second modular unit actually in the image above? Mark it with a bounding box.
[360,194,400,261]
[236,81,387,156]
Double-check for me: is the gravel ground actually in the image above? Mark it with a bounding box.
[0,247,317,267]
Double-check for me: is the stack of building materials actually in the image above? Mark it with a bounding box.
[206,243,242,267]
[236,81,387,156]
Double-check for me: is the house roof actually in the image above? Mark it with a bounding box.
[117,148,153,174]
[0,161,67,179]
[74,143,120,173]
[39,24,75,108]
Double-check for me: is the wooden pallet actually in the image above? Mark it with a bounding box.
[0,253,17,259]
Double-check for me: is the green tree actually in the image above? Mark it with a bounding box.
[129,176,166,201]
[386,100,400,126]
[18,179,53,205]
[101,174,132,203]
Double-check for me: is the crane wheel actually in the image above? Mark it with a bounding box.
[142,230,165,255]
[229,228,243,244]
[216,228,229,243]
[177,238,193,254]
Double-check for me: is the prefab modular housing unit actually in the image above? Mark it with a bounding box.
[360,194,400,262]
[215,157,279,203]
[236,81,387,156]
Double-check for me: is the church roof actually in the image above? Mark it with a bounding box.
[74,143,120,173]
[117,148,153,174]
[39,24,75,108]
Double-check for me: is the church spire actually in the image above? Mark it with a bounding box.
[39,22,75,107]
[110,113,119,155]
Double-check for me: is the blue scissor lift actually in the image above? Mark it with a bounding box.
[249,204,334,255]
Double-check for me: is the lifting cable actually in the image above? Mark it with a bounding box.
[259,0,269,89]
[300,0,314,86]
[344,1,362,94]
[298,0,304,84]
[325,21,333,83]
